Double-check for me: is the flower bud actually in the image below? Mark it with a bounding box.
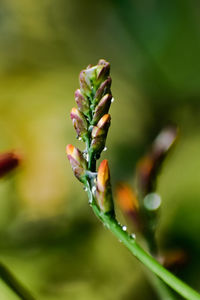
[66,144,87,182]
[75,89,90,116]
[96,160,114,214]
[91,114,111,155]
[116,183,139,214]
[92,94,112,124]
[136,125,178,196]
[79,66,97,97]
[97,114,111,129]
[116,183,141,230]
[0,151,21,178]
[96,59,110,83]
[95,77,112,104]
[70,107,88,139]
[79,70,91,97]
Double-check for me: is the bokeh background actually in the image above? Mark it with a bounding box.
[0,0,200,299]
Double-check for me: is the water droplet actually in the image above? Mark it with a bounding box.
[143,193,161,211]
[103,147,107,152]
[88,198,92,204]
[131,233,136,239]
[83,186,88,192]
[78,137,82,141]
[122,225,127,231]
[111,97,115,103]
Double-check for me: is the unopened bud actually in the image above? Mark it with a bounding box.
[91,114,111,155]
[75,89,90,116]
[96,160,114,214]
[137,125,178,195]
[0,151,21,178]
[79,70,91,97]
[97,114,111,129]
[92,94,112,124]
[96,59,110,83]
[95,77,112,104]
[66,144,87,182]
[79,66,97,97]
[116,183,139,214]
[116,183,140,231]
[70,107,88,139]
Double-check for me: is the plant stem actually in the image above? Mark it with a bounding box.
[86,182,200,300]
[148,274,177,300]
[0,262,35,300]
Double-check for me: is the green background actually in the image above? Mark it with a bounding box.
[0,1,200,299]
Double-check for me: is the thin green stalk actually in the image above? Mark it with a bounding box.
[0,262,35,300]
[145,229,177,299]
[85,181,200,300]
[147,273,177,300]
[91,202,200,300]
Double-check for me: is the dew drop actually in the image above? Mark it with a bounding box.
[143,193,161,211]
[111,97,115,103]
[103,147,107,152]
[78,137,82,141]
[131,233,136,239]
[122,225,127,231]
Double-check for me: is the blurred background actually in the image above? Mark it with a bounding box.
[0,0,200,299]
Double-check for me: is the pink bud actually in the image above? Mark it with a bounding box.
[66,144,87,182]
[70,107,88,139]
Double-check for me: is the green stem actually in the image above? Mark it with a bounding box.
[85,182,200,300]
[0,262,35,300]
[148,274,177,300]
[145,231,177,299]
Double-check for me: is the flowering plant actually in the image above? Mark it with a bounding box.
[67,59,200,300]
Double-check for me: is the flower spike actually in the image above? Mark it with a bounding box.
[68,60,113,185]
